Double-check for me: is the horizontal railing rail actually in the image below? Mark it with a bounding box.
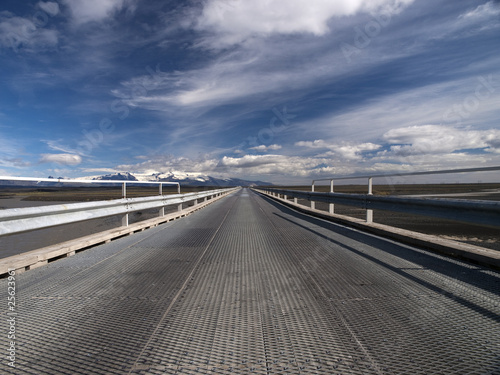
[0,187,239,236]
[309,166,500,216]
[254,188,500,228]
[0,176,181,196]
[284,165,500,223]
[312,166,500,186]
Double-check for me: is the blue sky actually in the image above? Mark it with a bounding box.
[1,0,499,184]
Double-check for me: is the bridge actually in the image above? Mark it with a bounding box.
[1,175,500,373]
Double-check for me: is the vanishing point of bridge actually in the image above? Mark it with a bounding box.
[1,188,499,374]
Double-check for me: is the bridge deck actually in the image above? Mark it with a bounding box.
[2,188,499,374]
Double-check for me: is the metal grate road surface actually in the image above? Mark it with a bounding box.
[2,188,499,374]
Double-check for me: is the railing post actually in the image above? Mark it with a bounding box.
[367,177,373,223]
[177,183,183,211]
[329,179,334,214]
[122,182,128,226]
[366,209,373,223]
[122,213,129,227]
[158,183,165,217]
[311,181,315,210]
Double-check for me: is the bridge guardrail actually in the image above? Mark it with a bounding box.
[254,188,500,228]
[0,183,238,236]
[0,185,239,275]
[255,166,500,228]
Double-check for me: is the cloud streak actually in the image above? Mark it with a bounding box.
[0,11,58,52]
[40,153,82,165]
[382,125,500,156]
[196,0,414,47]
[62,0,133,25]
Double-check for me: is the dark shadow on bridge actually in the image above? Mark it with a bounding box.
[258,194,500,323]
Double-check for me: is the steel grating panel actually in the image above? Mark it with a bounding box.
[1,188,499,374]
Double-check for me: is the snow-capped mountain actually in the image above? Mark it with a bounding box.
[91,172,138,181]
[89,172,272,187]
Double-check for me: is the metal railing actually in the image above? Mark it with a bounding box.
[255,166,500,227]
[0,175,181,196]
[0,176,238,235]
[0,176,182,228]
[312,165,500,193]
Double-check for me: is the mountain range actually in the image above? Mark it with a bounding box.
[89,172,272,187]
[0,172,272,187]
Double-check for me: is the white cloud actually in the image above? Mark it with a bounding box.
[63,0,131,25]
[216,154,357,178]
[0,158,31,169]
[112,153,337,180]
[425,1,500,41]
[81,168,118,174]
[250,144,282,152]
[0,133,32,169]
[296,139,381,160]
[0,13,58,51]
[459,1,500,21]
[288,125,500,180]
[37,2,60,17]
[40,153,82,165]
[295,140,329,149]
[197,0,414,47]
[116,0,424,114]
[293,73,500,146]
[382,125,500,156]
[219,154,284,168]
[121,53,303,109]
[115,155,220,176]
[217,154,305,176]
[43,139,84,156]
[97,125,500,183]
[331,143,382,160]
[117,0,499,143]
[0,133,21,157]
[121,41,354,114]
